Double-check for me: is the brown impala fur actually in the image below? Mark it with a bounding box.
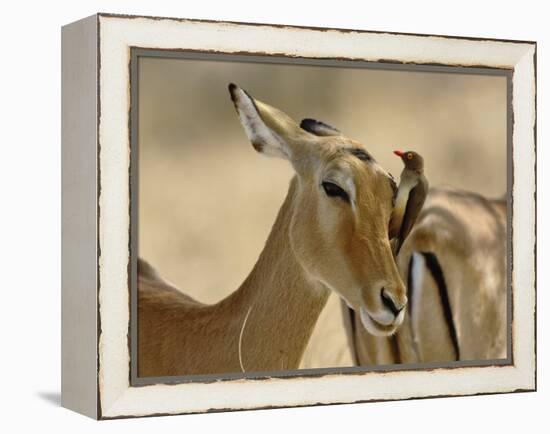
[343,187,507,365]
[137,84,406,377]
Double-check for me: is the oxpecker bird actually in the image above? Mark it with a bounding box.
[389,150,429,256]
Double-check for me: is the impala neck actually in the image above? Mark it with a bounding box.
[225,176,330,371]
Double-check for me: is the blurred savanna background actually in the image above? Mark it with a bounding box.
[138,55,507,369]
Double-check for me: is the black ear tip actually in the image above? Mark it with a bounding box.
[228,83,238,103]
[300,118,340,136]
[300,118,319,132]
[228,83,254,103]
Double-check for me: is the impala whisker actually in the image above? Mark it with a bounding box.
[239,305,254,373]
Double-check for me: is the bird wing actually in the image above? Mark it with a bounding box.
[394,176,428,256]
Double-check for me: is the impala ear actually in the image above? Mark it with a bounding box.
[300,118,341,137]
[229,83,312,160]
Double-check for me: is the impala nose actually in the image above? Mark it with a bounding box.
[381,288,406,317]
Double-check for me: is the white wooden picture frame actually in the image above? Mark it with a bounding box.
[61,13,536,419]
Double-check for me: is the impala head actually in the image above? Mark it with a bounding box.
[229,83,407,336]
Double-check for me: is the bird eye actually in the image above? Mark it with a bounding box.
[322,181,350,203]
[407,153,413,160]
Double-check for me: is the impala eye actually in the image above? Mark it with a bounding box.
[322,181,350,203]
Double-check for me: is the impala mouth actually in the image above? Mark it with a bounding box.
[359,306,399,337]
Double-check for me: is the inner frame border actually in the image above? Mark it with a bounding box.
[128,47,514,387]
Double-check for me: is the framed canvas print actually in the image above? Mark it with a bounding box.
[61,13,536,419]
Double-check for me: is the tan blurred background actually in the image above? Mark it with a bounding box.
[138,56,507,369]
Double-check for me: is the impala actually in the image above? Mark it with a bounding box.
[137,84,407,377]
[342,187,507,365]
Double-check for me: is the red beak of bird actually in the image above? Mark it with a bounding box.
[393,150,404,157]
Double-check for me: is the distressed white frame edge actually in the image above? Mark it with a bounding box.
[94,14,535,419]
[61,14,99,419]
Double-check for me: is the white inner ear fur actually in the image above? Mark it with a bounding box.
[233,88,291,160]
